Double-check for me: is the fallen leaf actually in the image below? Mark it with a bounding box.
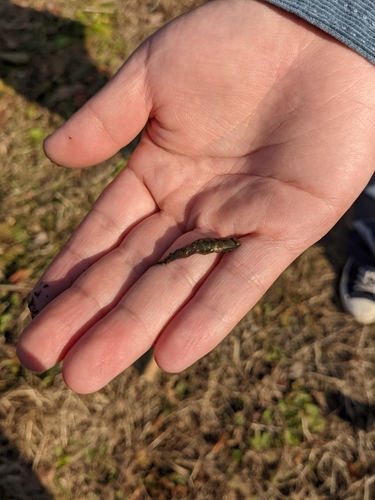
[9,268,31,283]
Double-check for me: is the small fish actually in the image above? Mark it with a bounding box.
[153,237,241,266]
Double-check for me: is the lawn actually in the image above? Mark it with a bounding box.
[1,1,375,499]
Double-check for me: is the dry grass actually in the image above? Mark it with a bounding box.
[1,1,375,499]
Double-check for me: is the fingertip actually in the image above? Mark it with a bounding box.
[42,125,93,168]
[61,360,103,395]
[153,341,189,374]
[43,133,63,167]
[16,341,48,373]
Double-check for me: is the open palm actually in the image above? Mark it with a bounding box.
[17,0,375,393]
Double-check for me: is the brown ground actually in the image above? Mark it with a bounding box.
[1,1,375,499]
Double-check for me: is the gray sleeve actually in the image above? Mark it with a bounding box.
[263,0,375,65]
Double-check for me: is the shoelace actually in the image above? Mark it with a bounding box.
[354,267,375,294]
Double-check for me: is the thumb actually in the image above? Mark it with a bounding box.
[43,45,152,168]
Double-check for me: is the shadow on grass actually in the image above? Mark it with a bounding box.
[0,431,53,500]
[326,390,375,431]
[319,211,351,310]
[0,0,109,120]
[0,4,125,499]
[318,212,375,431]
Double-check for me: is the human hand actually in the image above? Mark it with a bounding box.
[17,0,375,393]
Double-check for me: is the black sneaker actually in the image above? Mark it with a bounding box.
[340,220,375,324]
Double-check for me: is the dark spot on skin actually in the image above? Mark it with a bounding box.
[28,295,39,319]
[34,291,41,297]
[68,136,72,139]
[43,284,49,288]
